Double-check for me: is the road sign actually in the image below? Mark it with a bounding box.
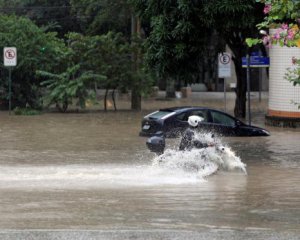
[218,52,231,78]
[242,56,269,68]
[3,47,17,67]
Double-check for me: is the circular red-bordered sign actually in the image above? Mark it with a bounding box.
[5,49,16,59]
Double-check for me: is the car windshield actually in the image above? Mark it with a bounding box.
[147,111,173,119]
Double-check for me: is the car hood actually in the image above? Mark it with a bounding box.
[243,124,270,136]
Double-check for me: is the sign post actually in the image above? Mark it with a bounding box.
[218,52,231,112]
[246,54,251,126]
[242,54,270,125]
[3,47,17,115]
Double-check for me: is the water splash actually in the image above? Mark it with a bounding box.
[152,133,247,179]
[0,145,246,189]
[0,135,246,189]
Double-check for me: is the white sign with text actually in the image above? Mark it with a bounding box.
[4,47,17,67]
[218,52,231,78]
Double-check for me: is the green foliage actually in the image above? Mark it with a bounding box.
[201,1,258,29]
[38,64,106,112]
[131,0,216,82]
[0,0,132,37]
[0,15,67,109]
[66,32,134,90]
[70,0,131,36]
[256,0,300,29]
[0,15,66,70]
[0,1,158,112]
[131,0,265,117]
[0,0,79,36]
[246,38,263,47]
[285,57,300,86]
[132,0,264,78]
[250,1,300,48]
[14,107,41,115]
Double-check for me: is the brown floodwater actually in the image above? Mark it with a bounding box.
[0,97,299,239]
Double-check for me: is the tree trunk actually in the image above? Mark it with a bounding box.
[166,77,176,98]
[112,89,117,111]
[131,88,142,110]
[131,14,142,110]
[104,88,108,111]
[56,100,68,113]
[227,35,247,118]
[232,54,247,118]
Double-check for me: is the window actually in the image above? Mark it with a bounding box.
[175,112,187,121]
[211,111,235,126]
[189,110,208,122]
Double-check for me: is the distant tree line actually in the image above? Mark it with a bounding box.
[0,0,265,117]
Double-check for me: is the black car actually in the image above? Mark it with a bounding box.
[139,106,270,137]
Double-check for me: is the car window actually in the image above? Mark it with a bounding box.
[189,110,208,122]
[211,111,235,126]
[147,111,173,119]
[175,112,187,121]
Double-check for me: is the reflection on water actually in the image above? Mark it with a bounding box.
[0,111,299,234]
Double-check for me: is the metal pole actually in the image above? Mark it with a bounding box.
[224,78,226,112]
[259,68,262,102]
[8,67,12,115]
[246,54,251,125]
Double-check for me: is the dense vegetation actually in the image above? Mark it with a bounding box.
[0,0,265,116]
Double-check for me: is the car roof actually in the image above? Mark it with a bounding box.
[159,106,241,121]
[159,106,210,113]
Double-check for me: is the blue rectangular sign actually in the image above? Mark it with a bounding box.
[242,56,270,67]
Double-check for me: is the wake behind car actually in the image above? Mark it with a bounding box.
[139,106,270,137]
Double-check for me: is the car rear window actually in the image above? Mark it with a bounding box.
[147,111,173,119]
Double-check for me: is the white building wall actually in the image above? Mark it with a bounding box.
[269,44,300,116]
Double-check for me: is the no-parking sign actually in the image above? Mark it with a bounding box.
[218,52,231,78]
[3,47,17,67]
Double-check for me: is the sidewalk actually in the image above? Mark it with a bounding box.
[139,91,268,115]
[190,91,268,100]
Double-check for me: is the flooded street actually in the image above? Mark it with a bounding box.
[0,96,299,239]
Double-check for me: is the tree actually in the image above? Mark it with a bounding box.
[0,0,80,36]
[70,0,149,110]
[38,65,106,112]
[66,32,140,111]
[131,0,216,97]
[202,1,265,118]
[0,15,67,109]
[132,0,265,117]
[0,1,153,111]
[70,0,132,37]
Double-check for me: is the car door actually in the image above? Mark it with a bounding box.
[166,112,189,137]
[208,110,237,136]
